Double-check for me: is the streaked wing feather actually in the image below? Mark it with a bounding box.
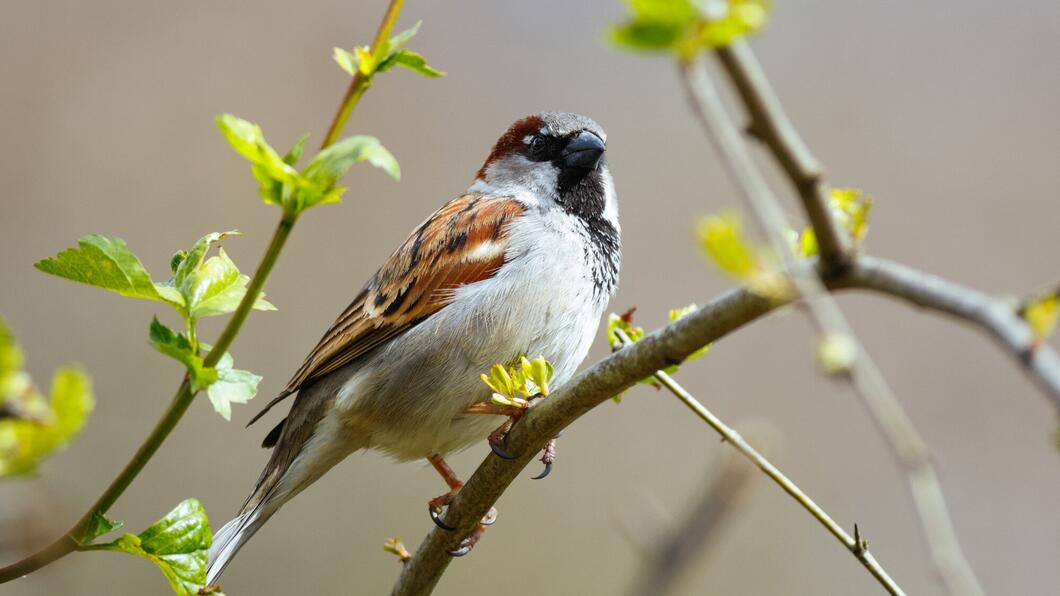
[247,194,523,426]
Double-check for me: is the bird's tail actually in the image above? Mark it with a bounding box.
[206,502,275,586]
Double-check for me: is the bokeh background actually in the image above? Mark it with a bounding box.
[2,1,1059,594]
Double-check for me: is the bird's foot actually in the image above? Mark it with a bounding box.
[427,455,498,532]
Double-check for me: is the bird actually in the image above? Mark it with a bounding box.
[206,112,621,584]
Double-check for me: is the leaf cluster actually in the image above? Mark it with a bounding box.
[216,115,400,216]
[34,232,269,419]
[333,21,444,80]
[80,499,217,596]
[480,356,555,409]
[0,318,94,477]
[611,0,771,57]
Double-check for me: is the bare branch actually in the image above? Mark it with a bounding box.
[678,52,986,596]
[838,257,1060,407]
[715,41,851,269]
[617,331,905,596]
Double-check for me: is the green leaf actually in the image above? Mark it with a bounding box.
[93,499,212,596]
[384,21,422,55]
[80,512,124,545]
[148,318,216,392]
[697,212,757,277]
[0,317,23,382]
[159,232,275,319]
[379,49,445,78]
[0,365,94,478]
[206,351,261,421]
[333,46,360,76]
[611,0,771,55]
[696,0,772,49]
[34,235,167,303]
[283,134,310,166]
[216,114,302,207]
[302,135,401,199]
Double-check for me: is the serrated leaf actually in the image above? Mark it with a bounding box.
[206,351,261,421]
[0,364,94,478]
[301,135,400,205]
[34,235,167,303]
[158,232,274,320]
[148,318,216,392]
[94,498,212,596]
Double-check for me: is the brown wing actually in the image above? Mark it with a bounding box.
[247,193,524,426]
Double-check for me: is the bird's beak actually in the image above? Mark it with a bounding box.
[561,130,606,170]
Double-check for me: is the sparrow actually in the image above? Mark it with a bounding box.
[206,112,620,583]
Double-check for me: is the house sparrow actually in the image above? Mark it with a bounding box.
[206,112,620,583]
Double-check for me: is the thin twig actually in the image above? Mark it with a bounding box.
[684,49,991,596]
[625,425,763,596]
[677,54,986,596]
[0,0,407,583]
[614,329,904,596]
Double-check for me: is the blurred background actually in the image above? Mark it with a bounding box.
[2,1,1059,594]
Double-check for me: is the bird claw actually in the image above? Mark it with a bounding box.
[530,436,558,480]
[429,504,456,531]
[447,522,488,557]
[449,542,473,557]
[489,436,518,460]
[481,507,498,526]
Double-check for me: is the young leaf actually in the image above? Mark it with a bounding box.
[206,351,261,421]
[302,135,401,191]
[697,212,757,277]
[148,318,217,392]
[283,134,310,166]
[34,235,167,303]
[697,0,772,49]
[80,512,124,545]
[0,364,94,478]
[159,232,275,319]
[92,499,212,596]
[385,21,422,54]
[216,114,302,207]
[668,304,711,363]
[611,0,771,55]
[333,46,361,76]
[798,187,873,257]
[378,49,445,78]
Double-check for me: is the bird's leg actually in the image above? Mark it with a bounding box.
[466,394,560,479]
[426,455,497,536]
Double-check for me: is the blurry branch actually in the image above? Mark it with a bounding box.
[839,257,1060,405]
[0,0,407,584]
[625,429,762,596]
[616,338,904,596]
[679,46,987,596]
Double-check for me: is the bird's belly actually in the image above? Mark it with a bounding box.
[338,259,605,461]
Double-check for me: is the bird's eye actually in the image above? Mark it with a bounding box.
[528,135,547,158]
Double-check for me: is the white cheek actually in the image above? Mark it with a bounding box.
[476,155,559,207]
[600,167,620,229]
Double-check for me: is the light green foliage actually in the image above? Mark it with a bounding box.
[80,512,124,545]
[480,356,555,408]
[206,350,262,421]
[698,212,792,300]
[34,235,167,302]
[217,114,400,215]
[797,188,873,257]
[86,499,213,596]
[817,332,858,376]
[0,317,94,478]
[333,21,444,79]
[606,307,712,402]
[611,0,771,57]
[148,318,216,392]
[1023,294,1058,341]
[157,231,276,321]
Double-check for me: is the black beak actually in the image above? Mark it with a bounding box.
[561,130,606,170]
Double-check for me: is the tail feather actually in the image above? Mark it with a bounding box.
[206,505,273,586]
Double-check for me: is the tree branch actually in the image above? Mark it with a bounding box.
[679,50,986,596]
